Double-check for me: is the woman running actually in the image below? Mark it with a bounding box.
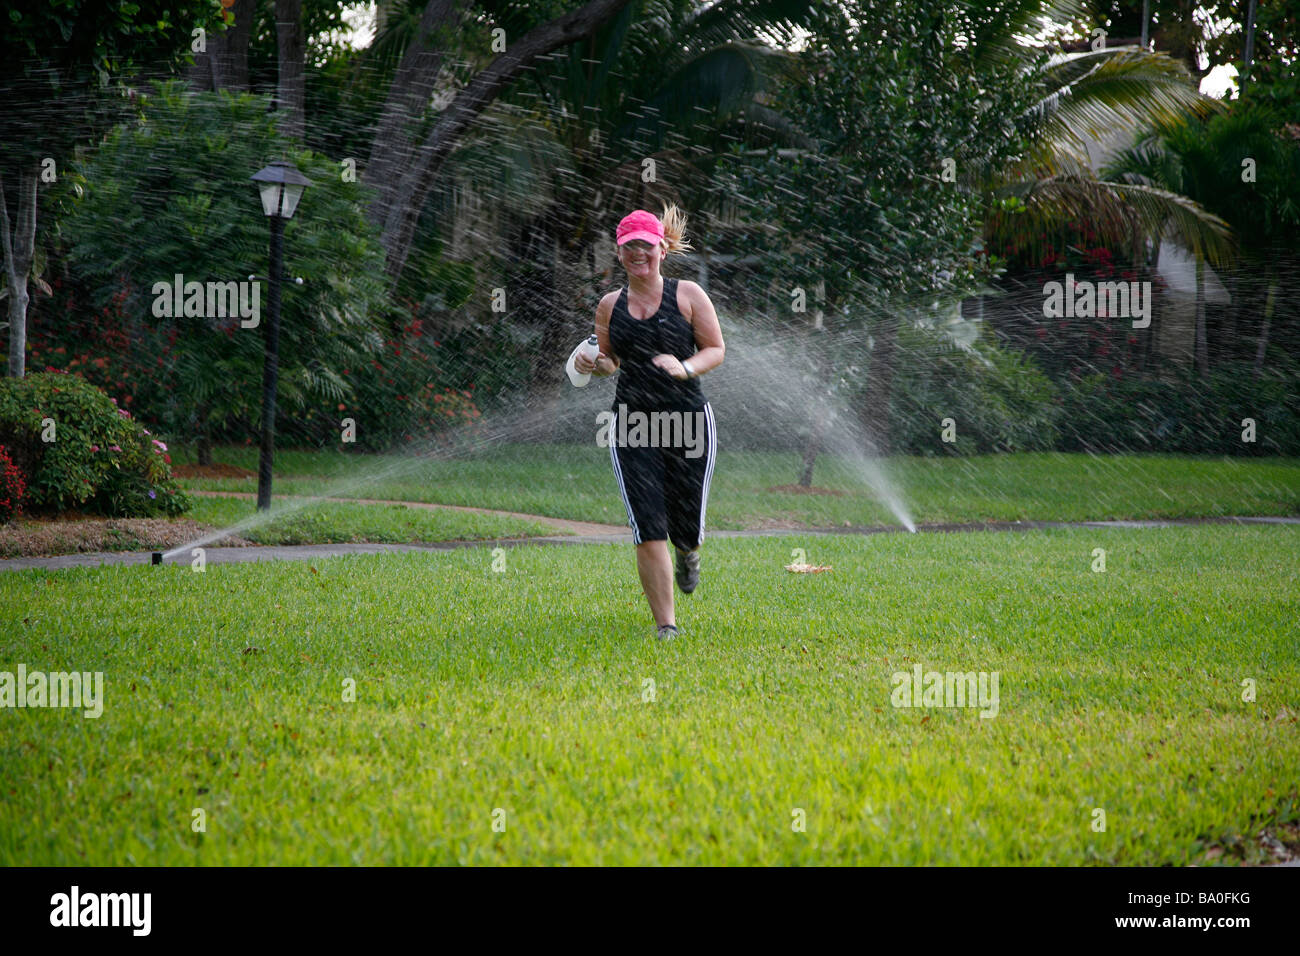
[574,205,725,640]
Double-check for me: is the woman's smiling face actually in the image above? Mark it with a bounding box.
[619,239,663,277]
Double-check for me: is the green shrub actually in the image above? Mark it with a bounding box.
[60,81,391,450]
[0,372,190,516]
[1060,363,1300,455]
[887,325,1062,454]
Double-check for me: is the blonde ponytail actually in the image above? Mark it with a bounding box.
[660,203,694,255]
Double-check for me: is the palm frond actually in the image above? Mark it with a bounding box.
[359,1,426,81]
[612,41,797,152]
[1100,134,1182,189]
[1031,49,1218,162]
[682,0,821,51]
[447,107,570,218]
[989,173,1234,268]
[965,0,1091,71]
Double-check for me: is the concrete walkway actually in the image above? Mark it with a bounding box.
[1,514,1295,572]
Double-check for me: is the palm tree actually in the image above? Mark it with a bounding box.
[1105,104,1300,378]
[971,1,1235,385]
[983,40,1233,264]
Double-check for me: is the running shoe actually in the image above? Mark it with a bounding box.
[674,546,700,594]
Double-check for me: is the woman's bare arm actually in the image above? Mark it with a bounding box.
[682,280,725,374]
[588,291,621,377]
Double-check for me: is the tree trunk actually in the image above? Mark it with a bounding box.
[1242,0,1259,87]
[799,320,828,487]
[191,0,254,92]
[275,0,306,141]
[1,167,38,379]
[799,404,827,487]
[1253,272,1277,380]
[364,0,463,227]
[1143,237,1161,377]
[862,313,899,455]
[1194,253,1208,378]
[365,0,635,287]
[195,397,214,466]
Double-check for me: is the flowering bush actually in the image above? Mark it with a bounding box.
[984,220,1159,386]
[25,275,168,419]
[0,444,26,524]
[0,372,189,516]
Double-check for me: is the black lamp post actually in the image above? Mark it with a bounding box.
[250,160,312,511]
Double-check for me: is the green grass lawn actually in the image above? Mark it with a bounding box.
[2,524,1296,864]
[175,445,1300,530]
[183,495,560,546]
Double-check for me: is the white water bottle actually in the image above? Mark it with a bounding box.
[566,334,601,387]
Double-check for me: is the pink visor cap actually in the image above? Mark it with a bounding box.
[616,210,664,246]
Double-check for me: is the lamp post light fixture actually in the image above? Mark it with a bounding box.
[250,160,313,511]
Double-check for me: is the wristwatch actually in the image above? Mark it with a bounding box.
[682,360,696,378]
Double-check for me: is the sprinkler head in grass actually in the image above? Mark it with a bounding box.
[151,551,163,566]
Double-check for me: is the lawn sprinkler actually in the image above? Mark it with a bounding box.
[151,551,163,566]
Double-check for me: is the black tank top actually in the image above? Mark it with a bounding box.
[609,278,706,413]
